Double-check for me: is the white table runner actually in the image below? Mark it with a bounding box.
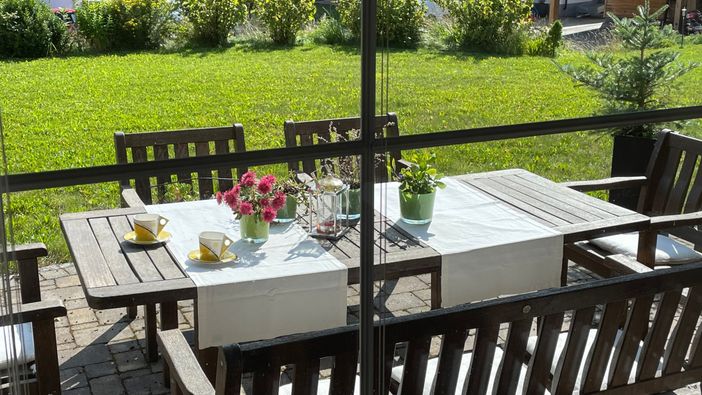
[375,178,564,307]
[146,200,348,348]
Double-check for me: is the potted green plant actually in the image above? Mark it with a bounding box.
[390,151,445,224]
[275,172,307,223]
[559,0,697,209]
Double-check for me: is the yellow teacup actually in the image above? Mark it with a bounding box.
[134,214,169,241]
[199,231,234,261]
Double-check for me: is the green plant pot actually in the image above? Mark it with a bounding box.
[276,197,298,223]
[240,214,270,243]
[340,188,361,220]
[399,190,436,225]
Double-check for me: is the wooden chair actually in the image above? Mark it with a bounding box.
[562,130,702,275]
[0,243,66,394]
[114,125,247,207]
[158,258,702,395]
[284,113,404,183]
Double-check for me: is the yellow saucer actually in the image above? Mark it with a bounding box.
[187,250,237,264]
[123,230,171,245]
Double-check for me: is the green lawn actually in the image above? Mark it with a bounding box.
[1,43,702,263]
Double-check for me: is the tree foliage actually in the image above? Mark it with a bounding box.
[559,1,698,137]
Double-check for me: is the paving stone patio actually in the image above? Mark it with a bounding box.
[31,262,701,394]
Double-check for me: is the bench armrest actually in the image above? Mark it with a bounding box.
[0,300,66,325]
[560,176,647,192]
[1,243,47,262]
[602,254,653,275]
[121,186,145,208]
[157,330,215,395]
[650,212,702,231]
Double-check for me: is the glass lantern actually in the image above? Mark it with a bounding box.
[309,174,350,240]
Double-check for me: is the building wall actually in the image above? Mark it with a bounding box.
[605,0,667,17]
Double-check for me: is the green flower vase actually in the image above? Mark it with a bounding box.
[240,214,269,243]
[399,190,436,225]
[275,197,298,223]
[340,188,361,220]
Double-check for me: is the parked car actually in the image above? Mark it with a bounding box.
[52,7,76,30]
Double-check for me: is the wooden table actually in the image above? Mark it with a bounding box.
[60,207,197,362]
[60,169,649,364]
[59,206,440,364]
[456,169,651,283]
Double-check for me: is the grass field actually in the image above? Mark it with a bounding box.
[1,43,702,263]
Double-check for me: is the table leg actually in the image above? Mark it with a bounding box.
[126,306,137,320]
[193,297,218,385]
[561,254,569,287]
[637,230,657,269]
[145,304,158,363]
[197,347,219,385]
[431,270,442,310]
[160,301,179,387]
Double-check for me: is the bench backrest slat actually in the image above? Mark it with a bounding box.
[114,125,246,204]
[284,113,401,183]
[214,262,702,394]
[524,312,564,394]
[640,132,702,216]
[552,306,596,394]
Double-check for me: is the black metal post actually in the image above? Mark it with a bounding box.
[360,0,377,392]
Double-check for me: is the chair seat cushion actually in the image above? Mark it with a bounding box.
[590,233,702,264]
[391,347,507,394]
[0,323,34,370]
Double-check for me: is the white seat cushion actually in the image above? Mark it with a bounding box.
[590,233,702,264]
[391,347,520,394]
[278,375,360,395]
[0,323,34,370]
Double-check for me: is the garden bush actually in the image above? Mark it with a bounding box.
[180,0,247,46]
[0,0,68,58]
[526,21,562,57]
[76,0,174,51]
[337,0,426,47]
[305,14,349,45]
[436,0,532,54]
[253,0,314,45]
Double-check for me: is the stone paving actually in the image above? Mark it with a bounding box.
[31,262,701,394]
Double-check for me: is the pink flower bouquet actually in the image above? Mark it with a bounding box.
[217,171,286,243]
[217,171,286,223]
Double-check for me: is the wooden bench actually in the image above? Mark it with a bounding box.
[158,257,702,395]
[563,130,702,274]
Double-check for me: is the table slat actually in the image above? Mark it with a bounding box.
[512,171,634,217]
[468,179,567,226]
[108,216,165,282]
[126,215,185,280]
[488,177,591,224]
[88,217,140,285]
[61,219,117,288]
[503,174,612,220]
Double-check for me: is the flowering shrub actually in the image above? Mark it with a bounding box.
[337,0,426,47]
[76,0,174,50]
[253,0,314,44]
[217,171,286,223]
[436,0,532,54]
[0,0,69,58]
[180,0,247,46]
